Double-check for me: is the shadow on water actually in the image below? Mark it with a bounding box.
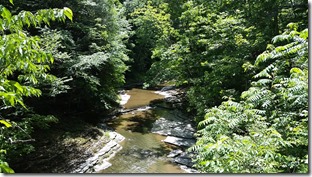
[107,111,158,134]
[125,111,158,134]
[118,145,171,160]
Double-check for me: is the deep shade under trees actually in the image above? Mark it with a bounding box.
[0,0,308,173]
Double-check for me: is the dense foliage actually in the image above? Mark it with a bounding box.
[14,0,131,115]
[126,0,307,121]
[191,27,308,173]
[0,0,308,173]
[1,0,129,173]
[126,0,308,173]
[0,0,72,172]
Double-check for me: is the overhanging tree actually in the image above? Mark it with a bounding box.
[0,0,72,172]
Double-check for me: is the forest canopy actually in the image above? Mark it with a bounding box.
[0,0,308,173]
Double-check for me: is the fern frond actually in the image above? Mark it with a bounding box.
[253,63,275,79]
[262,100,271,109]
[272,34,292,44]
[198,116,217,128]
[254,109,266,115]
[255,52,271,66]
[253,79,272,87]
[228,118,240,129]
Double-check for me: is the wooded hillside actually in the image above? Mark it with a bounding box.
[0,0,308,173]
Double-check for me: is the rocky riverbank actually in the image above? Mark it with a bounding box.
[114,86,199,173]
[151,87,199,173]
[10,118,126,173]
[70,124,125,173]
[11,86,198,173]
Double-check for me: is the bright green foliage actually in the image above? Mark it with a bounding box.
[0,0,308,173]
[131,1,174,47]
[0,0,72,173]
[0,119,14,173]
[191,27,308,173]
[145,1,259,120]
[132,0,307,123]
[0,158,14,173]
[0,120,11,128]
[0,5,72,109]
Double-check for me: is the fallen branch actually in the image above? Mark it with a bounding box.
[9,138,35,144]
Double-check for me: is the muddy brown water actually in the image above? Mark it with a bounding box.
[100,88,186,173]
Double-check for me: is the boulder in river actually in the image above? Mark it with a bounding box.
[160,86,176,91]
[151,116,195,139]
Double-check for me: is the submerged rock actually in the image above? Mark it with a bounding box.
[150,104,198,173]
[151,112,195,139]
[173,152,196,169]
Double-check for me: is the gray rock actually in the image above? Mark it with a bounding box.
[174,156,194,167]
[94,161,112,172]
[161,86,176,91]
[109,132,125,143]
[167,149,183,158]
[180,165,200,173]
[70,131,125,173]
[171,127,194,139]
[151,117,195,139]
[97,141,117,156]
[163,136,196,147]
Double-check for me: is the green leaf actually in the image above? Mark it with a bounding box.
[0,162,15,173]
[290,67,303,74]
[299,29,308,40]
[63,7,73,21]
[1,6,12,20]
[0,120,12,128]
[16,100,27,109]
[9,0,14,5]
[13,81,24,93]
[8,94,15,106]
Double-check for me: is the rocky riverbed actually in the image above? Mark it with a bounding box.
[151,88,199,173]
[11,86,198,173]
[100,86,199,173]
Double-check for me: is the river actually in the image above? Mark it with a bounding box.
[100,88,187,173]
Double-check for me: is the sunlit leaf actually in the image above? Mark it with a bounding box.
[0,162,15,173]
[63,7,73,21]
[0,120,12,128]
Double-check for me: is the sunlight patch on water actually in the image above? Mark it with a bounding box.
[119,93,131,106]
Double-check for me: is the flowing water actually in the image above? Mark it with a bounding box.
[100,88,186,173]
